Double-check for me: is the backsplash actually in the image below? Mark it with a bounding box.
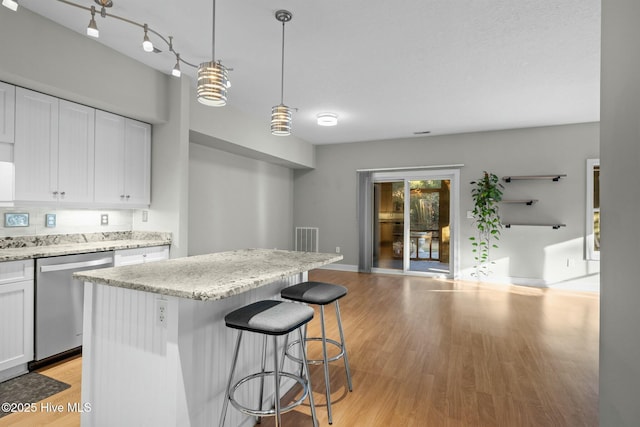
[0,208,134,237]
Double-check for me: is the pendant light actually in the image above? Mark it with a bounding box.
[197,0,230,106]
[271,10,293,136]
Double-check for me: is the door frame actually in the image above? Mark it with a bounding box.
[370,168,460,278]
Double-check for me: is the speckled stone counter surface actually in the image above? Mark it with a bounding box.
[0,231,172,261]
[74,248,343,301]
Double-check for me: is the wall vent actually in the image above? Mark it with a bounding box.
[295,227,319,252]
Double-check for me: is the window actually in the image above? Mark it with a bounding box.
[586,159,600,260]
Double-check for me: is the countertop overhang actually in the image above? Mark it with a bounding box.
[74,248,343,301]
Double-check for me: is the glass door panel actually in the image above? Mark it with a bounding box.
[373,181,404,270]
[408,179,450,274]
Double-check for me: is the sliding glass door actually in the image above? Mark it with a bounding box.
[371,170,458,277]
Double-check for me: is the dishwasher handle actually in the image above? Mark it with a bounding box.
[39,257,113,273]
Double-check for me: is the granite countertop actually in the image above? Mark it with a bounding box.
[74,248,343,301]
[0,231,172,262]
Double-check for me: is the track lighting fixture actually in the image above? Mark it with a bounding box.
[2,0,18,11]
[271,10,293,136]
[86,6,99,38]
[172,54,181,78]
[142,24,154,52]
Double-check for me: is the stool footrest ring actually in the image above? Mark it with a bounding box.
[229,371,309,417]
[286,338,345,365]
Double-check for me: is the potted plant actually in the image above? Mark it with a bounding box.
[469,171,503,278]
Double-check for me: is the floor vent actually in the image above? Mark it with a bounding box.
[295,227,319,252]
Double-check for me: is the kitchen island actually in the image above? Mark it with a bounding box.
[74,248,342,427]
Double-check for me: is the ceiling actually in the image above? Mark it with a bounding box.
[17,0,601,145]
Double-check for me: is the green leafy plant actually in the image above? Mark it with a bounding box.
[469,171,503,278]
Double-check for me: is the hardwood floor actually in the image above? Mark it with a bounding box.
[0,355,82,427]
[0,270,599,426]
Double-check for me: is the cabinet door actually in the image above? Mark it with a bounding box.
[0,82,15,144]
[94,110,125,204]
[58,100,95,203]
[0,260,34,372]
[14,88,59,202]
[123,119,151,206]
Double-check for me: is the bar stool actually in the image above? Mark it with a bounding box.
[281,281,353,425]
[219,299,318,427]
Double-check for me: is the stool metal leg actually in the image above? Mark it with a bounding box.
[272,335,282,427]
[219,330,243,427]
[320,305,333,424]
[335,300,353,392]
[299,326,319,427]
[257,334,268,424]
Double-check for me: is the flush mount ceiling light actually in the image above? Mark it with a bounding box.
[1,0,18,11]
[197,0,230,107]
[317,113,338,127]
[271,10,293,136]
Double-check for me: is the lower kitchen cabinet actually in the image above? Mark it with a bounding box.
[0,259,34,381]
[114,245,170,267]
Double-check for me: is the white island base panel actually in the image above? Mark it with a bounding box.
[80,272,307,427]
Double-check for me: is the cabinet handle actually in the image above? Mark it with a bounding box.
[52,191,58,198]
[126,195,130,200]
[120,194,125,199]
[60,191,66,198]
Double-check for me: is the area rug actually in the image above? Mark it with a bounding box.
[0,372,70,418]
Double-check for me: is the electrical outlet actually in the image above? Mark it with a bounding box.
[101,214,109,226]
[336,246,341,254]
[45,213,56,228]
[157,299,168,327]
[142,210,148,222]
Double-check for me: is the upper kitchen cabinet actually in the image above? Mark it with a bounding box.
[0,82,15,144]
[14,88,95,204]
[14,88,59,202]
[94,110,151,207]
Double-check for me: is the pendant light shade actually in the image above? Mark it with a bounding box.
[197,61,229,106]
[271,104,292,135]
[197,0,230,107]
[271,10,293,136]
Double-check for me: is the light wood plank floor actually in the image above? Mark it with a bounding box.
[0,270,599,426]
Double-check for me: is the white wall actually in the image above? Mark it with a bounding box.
[188,143,293,255]
[599,0,640,424]
[294,122,600,288]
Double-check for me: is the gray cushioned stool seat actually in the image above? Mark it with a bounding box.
[224,300,314,336]
[280,281,347,305]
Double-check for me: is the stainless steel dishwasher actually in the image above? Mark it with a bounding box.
[35,251,114,362]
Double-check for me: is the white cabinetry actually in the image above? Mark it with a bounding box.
[14,88,95,204]
[114,245,169,267]
[0,259,34,381]
[0,82,15,144]
[95,110,151,207]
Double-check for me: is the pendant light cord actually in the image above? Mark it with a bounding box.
[280,19,285,105]
[211,0,216,61]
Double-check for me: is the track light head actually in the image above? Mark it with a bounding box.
[142,24,153,52]
[87,6,99,38]
[2,0,18,11]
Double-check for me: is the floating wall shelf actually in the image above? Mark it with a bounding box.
[500,199,538,205]
[502,174,567,183]
[503,223,566,229]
